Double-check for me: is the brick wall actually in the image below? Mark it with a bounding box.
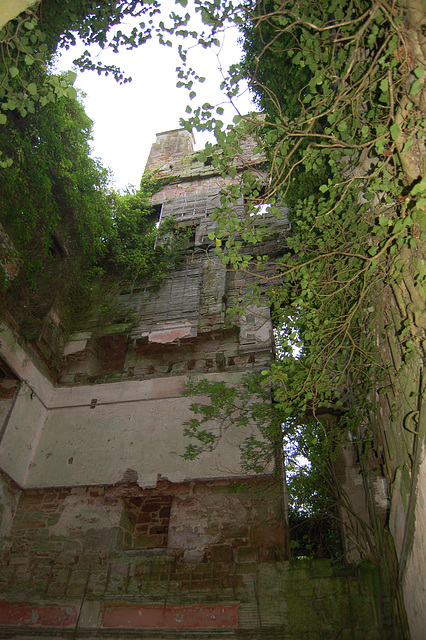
[1,475,284,562]
[0,547,391,637]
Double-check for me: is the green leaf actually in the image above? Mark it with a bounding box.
[390,123,400,141]
[27,82,37,95]
[66,71,77,84]
[402,139,412,153]
[413,66,424,79]
[379,77,388,93]
[393,218,404,233]
[0,114,7,125]
[9,67,19,78]
[409,80,421,96]
[411,177,426,196]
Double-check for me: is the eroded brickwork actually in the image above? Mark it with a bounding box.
[1,476,283,561]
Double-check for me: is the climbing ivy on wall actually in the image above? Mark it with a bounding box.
[177,0,425,558]
[180,0,426,415]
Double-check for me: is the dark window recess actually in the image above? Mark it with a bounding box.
[49,233,67,259]
[146,204,162,226]
[204,156,213,167]
[0,357,18,380]
[0,357,20,399]
[121,495,172,549]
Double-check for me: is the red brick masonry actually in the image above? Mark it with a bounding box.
[0,601,237,629]
[102,603,238,628]
[0,602,77,627]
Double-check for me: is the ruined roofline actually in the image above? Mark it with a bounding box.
[145,125,266,182]
[154,128,196,144]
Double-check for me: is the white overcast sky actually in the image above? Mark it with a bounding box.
[55,7,254,191]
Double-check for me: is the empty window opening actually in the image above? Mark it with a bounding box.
[121,495,172,550]
[147,203,162,228]
[49,233,67,259]
[0,357,20,401]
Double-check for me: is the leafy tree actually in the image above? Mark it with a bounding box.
[181,0,425,418]
[239,0,332,205]
[101,177,195,288]
[0,74,112,321]
[183,375,352,558]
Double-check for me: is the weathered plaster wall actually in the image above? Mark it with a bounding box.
[361,279,426,638]
[24,373,268,488]
[0,352,272,490]
[0,382,47,486]
[0,325,53,486]
[0,541,391,639]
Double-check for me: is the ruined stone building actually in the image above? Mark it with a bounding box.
[0,127,407,639]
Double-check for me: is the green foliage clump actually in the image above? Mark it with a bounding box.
[0,2,209,336]
[0,71,113,323]
[183,375,345,558]
[181,0,426,418]
[0,66,193,334]
[101,177,195,288]
[240,0,331,205]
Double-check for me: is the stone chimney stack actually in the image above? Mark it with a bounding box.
[146,129,195,175]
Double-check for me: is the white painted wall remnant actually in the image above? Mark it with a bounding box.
[148,325,193,344]
[62,339,88,356]
[0,383,47,486]
[0,335,271,488]
[48,489,122,538]
[239,306,273,348]
[26,385,267,488]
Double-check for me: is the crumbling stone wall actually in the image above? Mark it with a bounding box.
[0,127,404,638]
[366,284,426,638]
[0,540,390,638]
[1,476,282,562]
